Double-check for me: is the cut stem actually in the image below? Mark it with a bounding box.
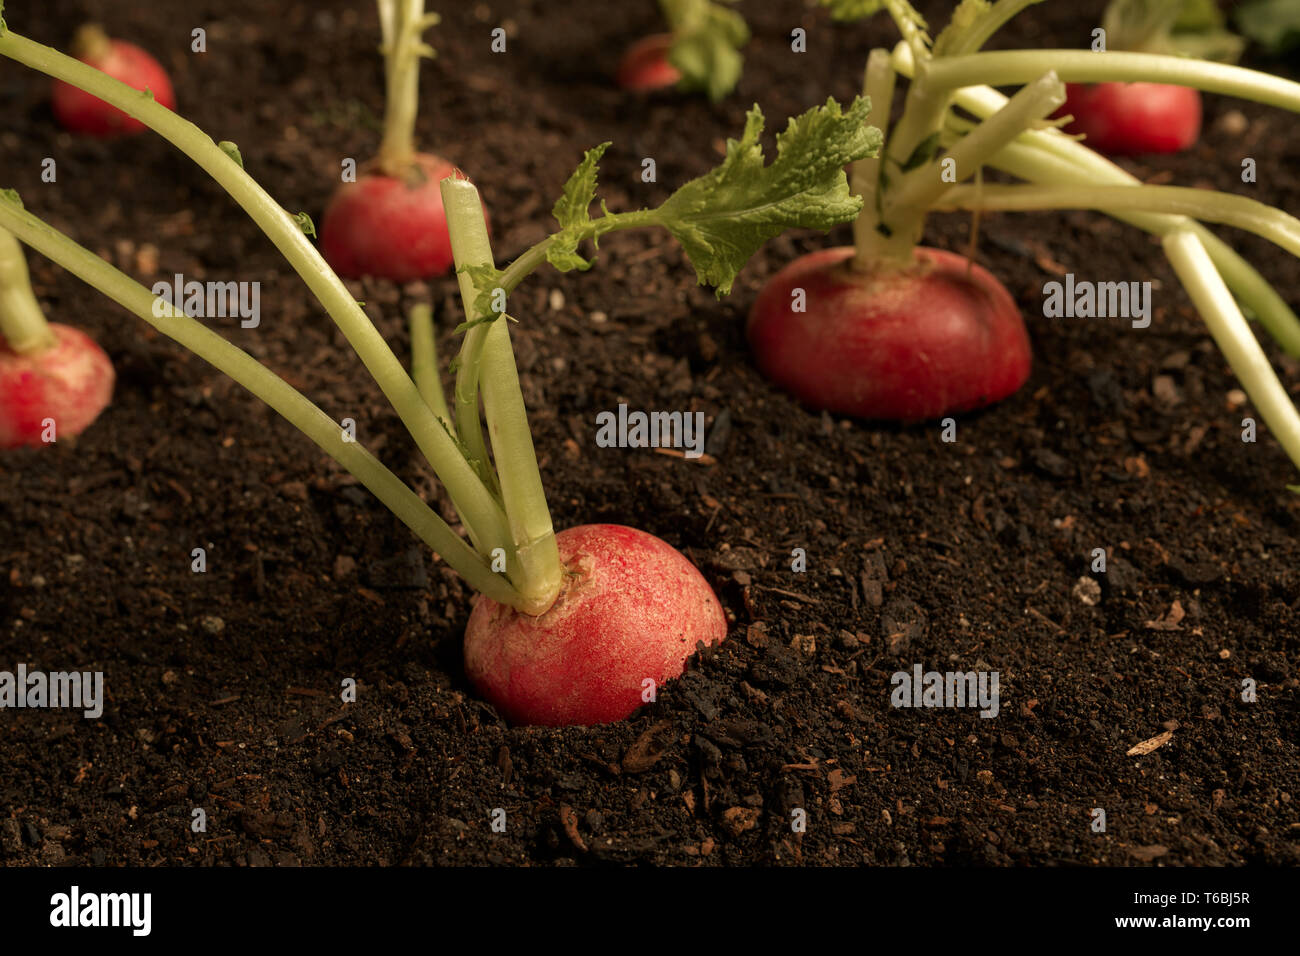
[0,27,513,560]
[1163,229,1300,478]
[442,178,563,616]
[0,225,55,353]
[0,199,528,609]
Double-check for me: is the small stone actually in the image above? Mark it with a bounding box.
[1216,110,1248,137]
[201,615,226,635]
[548,288,565,311]
[590,310,607,324]
[721,806,761,837]
[1072,576,1102,606]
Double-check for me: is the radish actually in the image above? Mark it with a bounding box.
[616,0,748,101]
[1053,0,1243,155]
[0,18,877,721]
[464,525,726,726]
[321,153,461,283]
[319,2,482,281]
[51,24,174,138]
[616,33,680,93]
[747,246,1029,421]
[1058,81,1201,155]
[795,1,1300,488]
[0,226,113,448]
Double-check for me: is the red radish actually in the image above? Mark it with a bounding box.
[0,324,114,448]
[1056,82,1202,155]
[464,524,727,726]
[747,246,1031,421]
[617,33,681,92]
[316,5,485,281]
[51,24,175,138]
[320,153,466,283]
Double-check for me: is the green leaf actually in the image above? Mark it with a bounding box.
[552,142,611,231]
[1103,0,1244,62]
[294,211,316,238]
[218,141,244,168]
[457,263,509,322]
[821,0,888,21]
[662,0,749,101]
[652,96,882,295]
[1235,0,1300,56]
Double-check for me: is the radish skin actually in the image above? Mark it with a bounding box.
[1056,82,1201,155]
[464,524,727,726]
[51,27,175,138]
[617,33,681,92]
[0,323,114,448]
[748,246,1031,421]
[320,154,484,282]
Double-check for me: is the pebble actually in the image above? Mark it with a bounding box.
[201,615,226,635]
[1072,576,1102,606]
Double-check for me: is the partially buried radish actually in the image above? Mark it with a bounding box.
[0,227,113,448]
[616,1,748,101]
[319,3,483,282]
[616,33,680,92]
[748,247,1030,421]
[1053,0,1243,155]
[51,24,175,138]
[464,525,728,726]
[1057,81,1201,156]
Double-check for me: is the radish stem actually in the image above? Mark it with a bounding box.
[872,70,1065,262]
[1163,229,1300,478]
[0,25,512,561]
[851,49,895,267]
[443,178,563,616]
[932,183,1300,260]
[927,50,1300,113]
[0,198,527,609]
[375,0,439,176]
[408,302,451,426]
[0,225,55,354]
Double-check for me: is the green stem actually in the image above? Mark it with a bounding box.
[930,75,1300,356]
[408,302,452,426]
[375,0,438,175]
[0,199,527,609]
[442,179,562,616]
[926,50,1300,112]
[0,225,55,353]
[932,183,1300,260]
[494,209,661,299]
[980,137,1300,356]
[0,27,512,561]
[1163,229,1300,478]
[870,69,1065,263]
[851,49,895,267]
[939,0,1045,56]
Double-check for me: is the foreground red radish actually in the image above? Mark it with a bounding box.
[318,2,483,281]
[1057,81,1201,155]
[616,33,680,92]
[748,246,1030,421]
[51,24,174,137]
[0,227,113,448]
[616,0,748,101]
[464,525,727,725]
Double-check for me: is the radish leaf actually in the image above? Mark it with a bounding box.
[652,95,881,294]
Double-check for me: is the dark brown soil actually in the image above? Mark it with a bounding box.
[1,0,1298,868]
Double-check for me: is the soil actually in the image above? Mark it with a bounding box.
[1,0,1298,868]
